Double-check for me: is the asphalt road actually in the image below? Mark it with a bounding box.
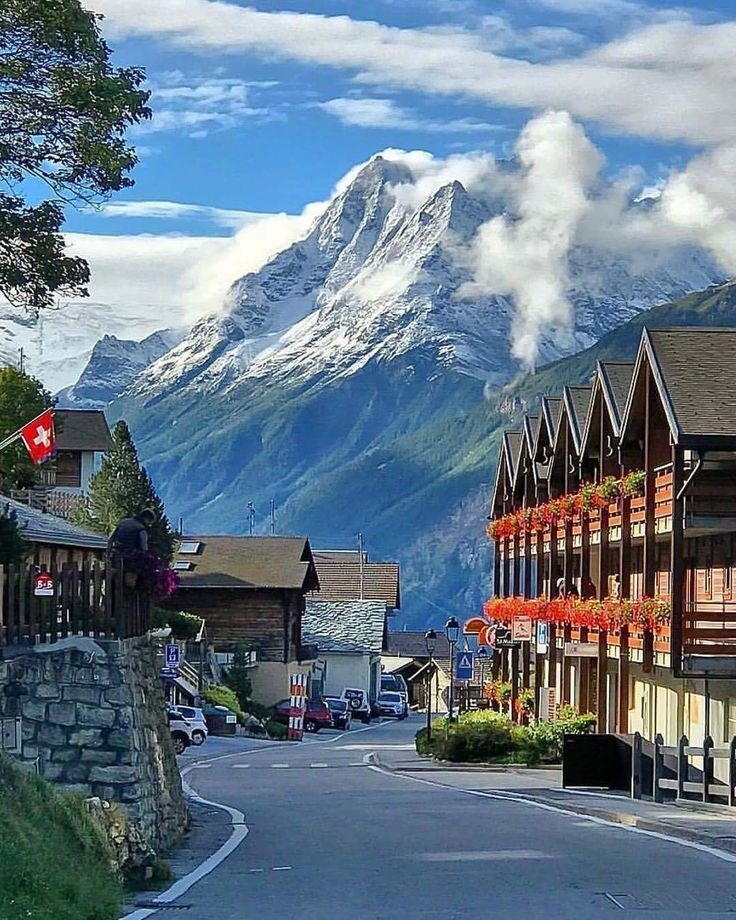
[174,716,736,919]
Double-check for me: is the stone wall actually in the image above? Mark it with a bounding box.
[0,635,187,852]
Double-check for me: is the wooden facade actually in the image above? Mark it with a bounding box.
[488,328,736,738]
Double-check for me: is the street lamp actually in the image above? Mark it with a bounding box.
[425,629,437,741]
[477,645,490,705]
[445,616,460,727]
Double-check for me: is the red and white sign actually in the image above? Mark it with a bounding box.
[20,410,55,465]
[512,615,533,642]
[34,572,54,597]
[287,673,307,741]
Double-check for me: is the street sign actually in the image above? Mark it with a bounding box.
[512,615,533,642]
[539,687,557,721]
[33,572,54,597]
[159,667,180,681]
[536,621,549,654]
[564,641,598,658]
[165,643,181,668]
[494,627,520,649]
[455,650,474,681]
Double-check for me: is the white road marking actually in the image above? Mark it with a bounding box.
[365,753,736,865]
[271,763,289,768]
[119,765,249,920]
[249,868,265,874]
[231,764,251,769]
[309,763,329,768]
[189,763,212,769]
[272,866,292,871]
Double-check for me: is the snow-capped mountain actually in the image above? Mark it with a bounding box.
[91,153,724,628]
[126,156,720,405]
[56,329,182,408]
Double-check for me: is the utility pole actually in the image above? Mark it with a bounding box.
[270,498,276,536]
[247,502,256,536]
[18,348,24,373]
[357,532,365,600]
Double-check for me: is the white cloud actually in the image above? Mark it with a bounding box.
[317,97,499,133]
[97,200,275,230]
[95,1,736,147]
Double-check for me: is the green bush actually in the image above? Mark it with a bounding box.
[415,707,596,765]
[151,607,203,640]
[204,685,245,723]
[266,720,288,740]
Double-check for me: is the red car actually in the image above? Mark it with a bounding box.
[272,698,333,733]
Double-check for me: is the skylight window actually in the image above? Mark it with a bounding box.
[178,542,202,555]
[173,561,194,571]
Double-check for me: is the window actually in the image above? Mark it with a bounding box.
[173,561,194,571]
[705,560,713,598]
[178,541,202,555]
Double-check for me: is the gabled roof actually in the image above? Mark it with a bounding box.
[310,555,400,608]
[303,600,387,654]
[1,495,107,550]
[504,430,522,481]
[537,397,561,454]
[173,535,319,590]
[523,416,540,455]
[563,386,593,455]
[385,630,452,659]
[599,362,635,434]
[621,328,736,448]
[55,410,113,453]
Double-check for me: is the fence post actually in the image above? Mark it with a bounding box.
[729,737,736,808]
[653,733,665,803]
[632,731,643,800]
[677,734,688,800]
[703,735,714,804]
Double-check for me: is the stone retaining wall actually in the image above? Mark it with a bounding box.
[0,635,187,851]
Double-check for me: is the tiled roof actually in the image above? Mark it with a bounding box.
[599,362,634,433]
[303,600,387,654]
[647,329,736,441]
[174,536,319,590]
[1,495,107,550]
[385,630,452,659]
[566,386,593,451]
[56,410,113,453]
[310,557,400,608]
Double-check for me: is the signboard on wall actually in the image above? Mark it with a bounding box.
[33,572,54,597]
[564,642,599,658]
[539,688,557,722]
[536,621,549,654]
[512,615,533,642]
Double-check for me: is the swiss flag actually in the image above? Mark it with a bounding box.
[20,410,56,465]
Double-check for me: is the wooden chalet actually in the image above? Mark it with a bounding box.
[487,327,736,750]
[168,535,320,705]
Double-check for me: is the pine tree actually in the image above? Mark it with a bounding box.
[73,420,176,560]
[0,502,30,565]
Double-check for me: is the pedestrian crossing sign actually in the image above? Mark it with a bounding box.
[456,651,474,681]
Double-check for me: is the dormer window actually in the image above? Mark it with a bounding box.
[179,541,203,554]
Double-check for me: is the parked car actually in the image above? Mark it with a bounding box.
[272,698,333,733]
[381,673,409,715]
[167,711,196,754]
[169,705,208,745]
[325,697,351,730]
[377,691,406,719]
[202,703,238,736]
[341,687,372,723]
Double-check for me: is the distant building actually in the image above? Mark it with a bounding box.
[12,409,113,520]
[167,535,320,705]
[303,600,388,703]
[1,494,107,566]
[310,549,400,613]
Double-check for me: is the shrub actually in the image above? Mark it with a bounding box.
[527,709,596,763]
[151,607,202,640]
[204,685,245,723]
[431,710,515,763]
[266,720,288,740]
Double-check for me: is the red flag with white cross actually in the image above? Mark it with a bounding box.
[19,409,56,465]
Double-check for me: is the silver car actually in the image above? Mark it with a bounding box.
[377,691,406,719]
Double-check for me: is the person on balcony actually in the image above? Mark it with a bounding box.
[109,508,156,557]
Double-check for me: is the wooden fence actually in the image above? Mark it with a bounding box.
[0,561,150,646]
[653,733,736,806]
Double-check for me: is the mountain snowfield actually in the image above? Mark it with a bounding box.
[52,155,729,624]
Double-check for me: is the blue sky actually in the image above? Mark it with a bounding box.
[64,0,734,238]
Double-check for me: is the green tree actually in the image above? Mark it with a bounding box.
[223,642,253,710]
[0,502,30,565]
[0,0,151,312]
[73,420,176,560]
[0,366,53,490]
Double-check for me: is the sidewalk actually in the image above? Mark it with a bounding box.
[373,747,736,855]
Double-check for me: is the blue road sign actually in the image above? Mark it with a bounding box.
[456,650,474,681]
[165,643,181,668]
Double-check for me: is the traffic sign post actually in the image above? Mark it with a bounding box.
[512,615,533,642]
[456,650,474,682]
[165,643,181,669]
[494,627,520,650]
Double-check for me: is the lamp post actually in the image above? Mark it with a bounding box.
[477,645,490,706]
[445,616,460,730]
[425,629,437,742]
